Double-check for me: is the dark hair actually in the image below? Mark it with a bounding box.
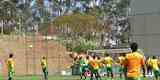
[153,56,156,59]
[105,53,109,57]
[9,53,13,58]
[92,55,96,59]
[79,56,82,60]
[130,42,138,52]
[120,53,125,57]
[42,56,46,59]
[86,56,89,60]
[97,56,101,60]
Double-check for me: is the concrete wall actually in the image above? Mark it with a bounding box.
[130,0,160,15]
[130,0,160,56]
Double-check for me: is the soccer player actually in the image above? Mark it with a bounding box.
[89,55,100,80]
[118,53,126,78]
[41,56,48,80]
[103,53,113,79]
[150,56,160,80]
[7,53,15,80]
[124,42,146,80]
[146,57,152,75]
[97,56,102,80]
[79,56,89,79]
[83,55,92,79]
[78,56,84,79]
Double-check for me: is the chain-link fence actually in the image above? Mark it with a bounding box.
[0,34,73,77]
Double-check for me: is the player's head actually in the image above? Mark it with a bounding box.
[42,56,46,59]
[130,42,138,52]
[86,56,89,60]
[105,53,109,57]
[152,56,157,59]
[9,53,13,58]
[122,53,126,57]
[79,56,83,60]
[92,55,96,59]
[97,56,101,60]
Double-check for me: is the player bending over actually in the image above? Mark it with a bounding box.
[7,53,15,80]
[41,56,48,80]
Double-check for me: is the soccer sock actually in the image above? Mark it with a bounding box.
[8,77,12,80]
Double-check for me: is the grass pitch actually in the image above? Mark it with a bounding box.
[0,75,149,80]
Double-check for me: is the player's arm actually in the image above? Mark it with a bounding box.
[7,60,12,68]
[116,58,120,64]
[141,57,146,77]
[101,59,105,64]
[110,57,114,64]
[12,60,15,72]
[102,59,106,67]
[99,59,103,67]
[157,60,159,68]
[123,56,128,68]
[115,58,120,65]
[158,60,160,68]
[41,60,44,66]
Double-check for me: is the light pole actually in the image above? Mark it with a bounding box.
[1,19,3,36]
[0,6,3,36]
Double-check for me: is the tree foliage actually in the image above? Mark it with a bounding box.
[64,38,97,53]
[52,13,104,33]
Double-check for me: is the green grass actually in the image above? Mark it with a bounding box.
[0,75,149,80]
[0,75,79,80]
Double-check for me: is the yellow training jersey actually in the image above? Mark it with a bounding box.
[151,59,159,70]
[7,58,15,71]
[89,59,99,69]
[41,59,47,68]
[103,57,113,67]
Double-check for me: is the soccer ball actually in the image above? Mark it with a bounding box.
[29,45,33,48]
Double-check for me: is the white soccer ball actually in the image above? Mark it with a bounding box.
[29,45,33,48]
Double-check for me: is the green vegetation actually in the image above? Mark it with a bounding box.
[65,38,97,53]
[45,13,105,53]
